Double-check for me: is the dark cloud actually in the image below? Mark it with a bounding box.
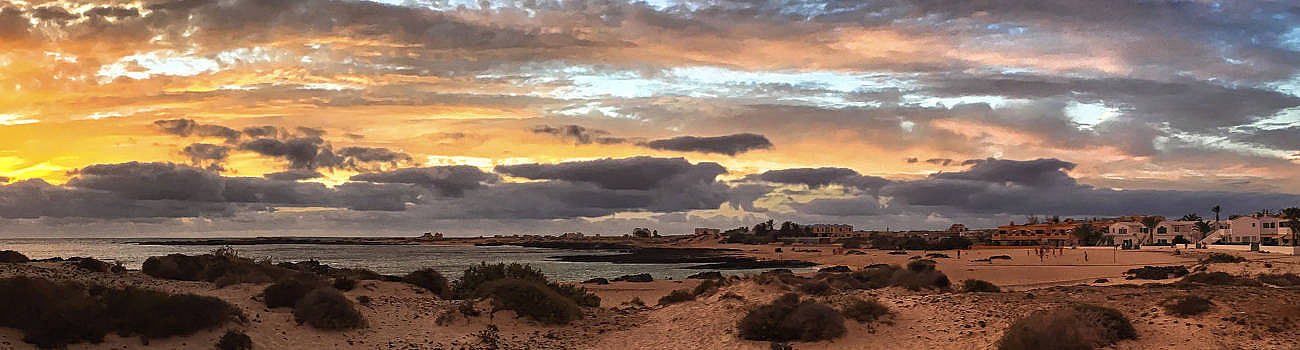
[494,157,725,191]
[154,119,242,143]
[1230,126,1300,151]
[925,158,953,166]
[66,162,226,201]
[30,6,78,22]
[0,176,9,183]
[930,158,1078,188]
[263,169,322,181]
[644,133,773,156]
[0,178,236,219]
[241,126,282,139]
[349,166,498,197]
[754,167,891,192]
[85,6,140,18]
[531,124,627,145]
[182,143,229,171]
[335,146,413,166]
[239,137,327,169]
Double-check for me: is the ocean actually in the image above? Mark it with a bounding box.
[0,238,756,281]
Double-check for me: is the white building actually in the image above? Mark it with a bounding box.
[1200,215,1294,245]
[1151,220,1201,245]
[1105,222,1147,246]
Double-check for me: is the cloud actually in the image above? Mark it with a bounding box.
[930,158,1078,188]
[262,169,322,181]
[753,167,891,192]
[349,166,497,197]
[239,137,328,169]
[154,119,242,143]
[182,143,229,171]
[494,156,725,191]
[66,161,227,201]
[1230,126,1300,151]
[530,124,627,145]
[644,133,773,156]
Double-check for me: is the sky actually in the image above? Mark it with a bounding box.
[1,0,1299,237]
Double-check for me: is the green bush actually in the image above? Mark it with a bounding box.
[403,268,450,297]
[451,262,548,299]
[0,250,27,263]
[293,288,365,330]
[216,330,252,350]
[0,276,240,349]
[658,289,695,305]
[962,279,1001,293]
[263,274,324,308]
[841,298,890,322]
[1161,295,1212,317]
[737,294,846,342]
[997,304,1136,350]
[478,279,582,324]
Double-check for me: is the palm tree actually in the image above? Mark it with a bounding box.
[1283,207,1300,247]
[1071,223,1092,244]
[1140,216,1162,245]
[1212,205,1221,222]
[1179,213,1202,222]
[1194,221,1214,244]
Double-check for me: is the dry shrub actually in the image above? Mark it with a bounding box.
[962,279,1001,293]
[798,280,832,295]
[1179,272,1259,286]
[1257,273,1300,287]
[1199,253,1245,264]
[403,268,450,297]
[658,289,695,305]
[1161,295,1212,316]
[737,293,846,342]
[0,276,240,349]
[332,277,358,291]
[451,263,548,299]
[478,279,581,324]
[263,273,324,308]
[142,251,291,287]
[1124,266,1190,280]
[997,304,1136,350]
[693,279,725,296]
[548,282,601,307]
[293,288,365,330]
[216,330,252,350]
[840,298,890,322]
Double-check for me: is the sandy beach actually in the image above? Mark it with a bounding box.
[2,243,1299,349]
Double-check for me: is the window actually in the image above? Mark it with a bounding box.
[1119,229,1128,234]
[1157,227,1167,234]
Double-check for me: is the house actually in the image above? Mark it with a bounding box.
[947,224,969,233]
[694,228,721,236]
[1105,222,1146,246]
[992,219,1084,246]
[808,224,853,236]
[1151,221,1200,245]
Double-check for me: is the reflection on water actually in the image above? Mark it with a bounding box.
[0,238,786,281]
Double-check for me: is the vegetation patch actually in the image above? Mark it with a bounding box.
[478,279,582,324]
[1161,295,1213,317]
[332,277,358,291]
[143,248,294,287]
[613,273,654,282]
[840,298,890,323]
[818,265,852,273]
[1180,272,1259,286]
[798,280,832,295]
[403,268,450,297]
[293,288,365,330]
[961,279,1001,293]
[0,276,241,349]
[216,330,252,350]
[737,293,846,342]
[693,279,725,296]
[658,289,696,305]
[1123,266,1190,280]
[263,273,324,308]
[1199,253,1245,264]
[997,304,1136,350]
[1257,273,1300,287]
[451,262,548,299]
[0,250,28,263]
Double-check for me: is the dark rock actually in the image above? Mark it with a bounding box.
[583,278,610,285]
[613,274,654,283]
[686,271,724,280]
[818,265,852,273]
